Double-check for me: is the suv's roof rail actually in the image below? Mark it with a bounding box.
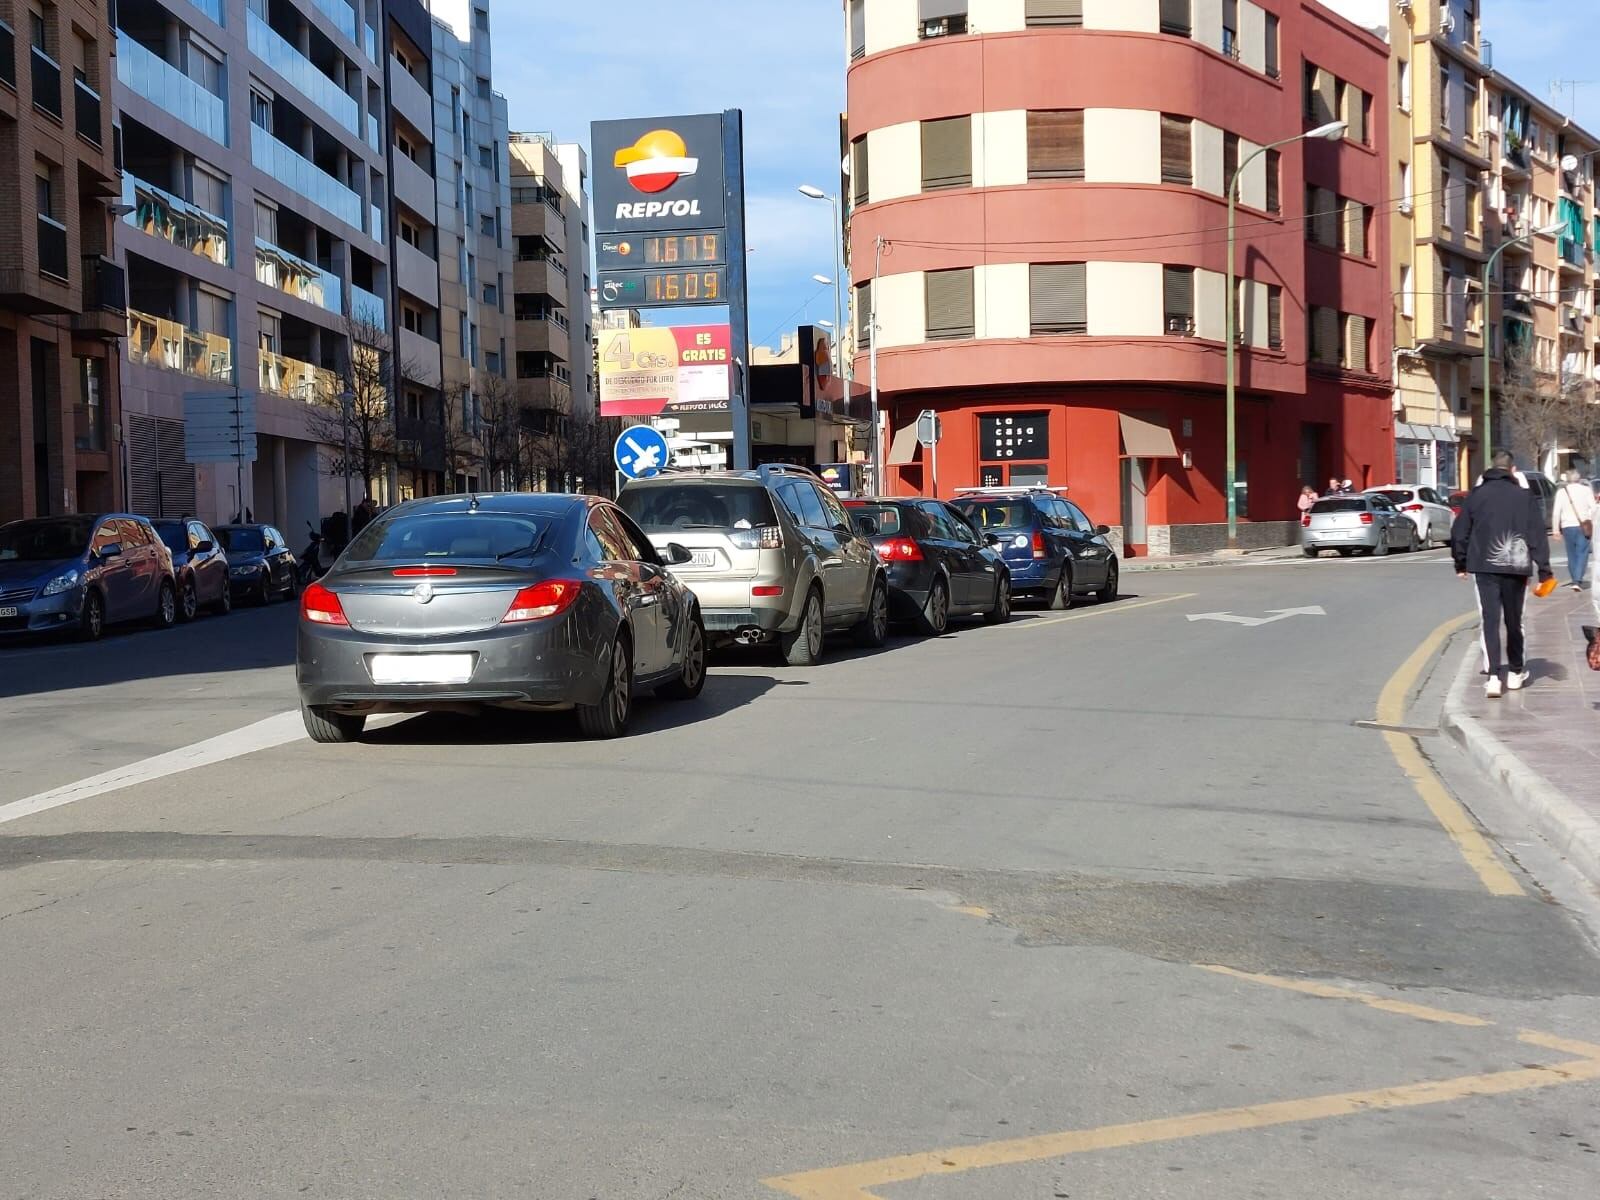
[952,485,1070,496]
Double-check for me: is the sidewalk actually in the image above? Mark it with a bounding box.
[1123,545,1306,573]
[1442,582,1600,888]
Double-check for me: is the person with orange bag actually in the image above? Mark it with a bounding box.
[1451,450,1555,697]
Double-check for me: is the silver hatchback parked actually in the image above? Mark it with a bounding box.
[617,466,889,665]
[1301,494,1418,557]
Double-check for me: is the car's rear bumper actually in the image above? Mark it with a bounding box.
[883,561,935,617]
[296,618,605,712]
[1302,528,1382,550]
[1000,557,1058,594]
[701,605,794,639]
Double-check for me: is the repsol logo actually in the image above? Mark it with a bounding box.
[615,200,703,221]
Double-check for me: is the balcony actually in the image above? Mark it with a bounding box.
[250,123,361,229]
[123,174,231,265]
[117,34,228,146]
[1559,241,1588,272]
[127,307,234,382]
[259,348,339,402]
[255,237,343,315]
[185,0,224,26]
[1,20,14,92]
[247,11,360,138]
[73,255,127,339]
[396,237,438,307]
[392,150,434,219]
[1562,305,1588,336]
[31,45,60,119]
[388,62,432,138]
[513,198,565,248]
[310,0,358,43]
[513,256,565,299]
[73,77,101,144]
[514,315,565,357]
[350,282,385,327]
[1501,142,1531,176]
[398,325,442,389]
[37,216,68,281]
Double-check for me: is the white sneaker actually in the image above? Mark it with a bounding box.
[1507,671,1530,691]
[1485,676,1504,698]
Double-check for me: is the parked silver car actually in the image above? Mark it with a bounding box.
[1363,485,1454,547]
[1301,494,1419,557]
[617,466,889,665]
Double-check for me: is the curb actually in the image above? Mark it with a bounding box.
[1123,551,1303,573]
[1440,643,1600,890]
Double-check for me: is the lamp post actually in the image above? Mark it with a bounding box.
[1225,120,1346,549]
[337,389,356,526]
[800,184,856,476]
[1482,220,1566,475]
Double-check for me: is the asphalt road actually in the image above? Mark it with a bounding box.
[4,548,1600,1199]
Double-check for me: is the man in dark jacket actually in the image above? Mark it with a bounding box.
[1452,450,1554,697]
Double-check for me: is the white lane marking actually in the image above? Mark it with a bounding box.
[1186,605,1326,627]
[0,710,306,827]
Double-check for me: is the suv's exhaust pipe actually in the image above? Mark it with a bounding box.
[733,626,765,646]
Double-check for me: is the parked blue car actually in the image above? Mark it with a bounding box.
[951,488,1119,608]
[0,513,178,641]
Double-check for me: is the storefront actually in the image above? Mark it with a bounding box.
[1393,422,1460,491]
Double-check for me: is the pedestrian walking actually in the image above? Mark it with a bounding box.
[1550,469,1595,591]
[1298,485,1319,515]
[1452,450,1554,697]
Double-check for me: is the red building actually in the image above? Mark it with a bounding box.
[844,0,1393,553]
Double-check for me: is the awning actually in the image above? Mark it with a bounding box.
[1429,425,1460,443]
[1394,422,1422,441]
[1118,413,1181,459]
[887,421,922,465]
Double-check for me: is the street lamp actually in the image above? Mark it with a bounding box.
[801,183,862,477]
[1482,220,1566,474]
[1224,119,1346,549]
[811,273,833,286]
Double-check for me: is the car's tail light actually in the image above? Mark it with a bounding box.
[1032,529,1047,559]
[729,525,783,550]
[1301,514,1312,527]
[1359,512,1374,525]
[301,581,349,626]
[1400,503,1424,512]
[391,566,458,577]
[502,579,582,623]
[752,584,784,597]
[876,537,924,561]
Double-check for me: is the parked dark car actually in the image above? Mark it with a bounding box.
[844,498,1011,633]
[951,488,1119,608]
[216,523,298,605]
[152,518,231,621]
[0,513,177,641]
[295,493,707,743]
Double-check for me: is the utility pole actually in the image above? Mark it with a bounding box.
[869,235,883,494]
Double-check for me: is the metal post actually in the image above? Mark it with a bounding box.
[723,109,752,470]
[831,192,845,400]
[869,235,883,495]
[1481,252,1494,478]
[1225,172,1238,549]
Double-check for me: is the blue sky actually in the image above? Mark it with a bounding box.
[1483,1,1600,133]
[489,0,846,352]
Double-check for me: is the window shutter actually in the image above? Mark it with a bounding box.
[1343,199,1366,257]
[850,0,866,58]
[1265,149,1280,213]
[1345,86,1366,145]
[1264,13,1280,77]
[1029,263,1087,334]
[852,137,870,206]
[1267,286,1283,348]
[921,117,972,190]
[1312,68,1336,126]
[1025,0,1082,25]
[1163,266,1195,334]
[856,280,872,346]
[1160,115,1192,185]
[925,268,975,339]
[1312,187,1338,247]
[1223,134,1239,193]
[1159,0,1191,37]
[1344,314,1368,371]
[1312,306,1339,364]
[1027,110,1084,180]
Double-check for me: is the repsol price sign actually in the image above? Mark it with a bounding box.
[592,114,729,234]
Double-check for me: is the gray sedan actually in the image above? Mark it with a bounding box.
[1301,494,1420,557]
[295,494,706,742]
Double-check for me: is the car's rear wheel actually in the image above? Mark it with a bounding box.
[177,577,199,623]
[152,580,178,629]
[1372,535,1390,557]
[578,636,634,737]
[852,580,890,648]
[1337,548,1356,557]
[302,705,365,744]
[257,577,272,606]
[1405,525,1421,553]
[1096,561,1119,604]
[657,614,707,700]
[1048,566,1073,610]
[919,576,950,636]
[781,588,825,666]
[78,590,105,642]
[212,582,232,616]
[1303,546,1320,558]
[983,573,1012,625]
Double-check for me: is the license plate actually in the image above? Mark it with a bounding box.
[0,607,16,619]
[369,653,475,685]
[689,550,717,567]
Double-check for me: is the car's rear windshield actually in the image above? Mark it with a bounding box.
[344,513,548,563]
[1311,499,1369,513]
[153,522,186,553]
[848,503,908,537]
[618,483,779,533]
[1368,490,1414,505]
[954,500,1034,531]
[216,527,265,553]
[0,517,94,562]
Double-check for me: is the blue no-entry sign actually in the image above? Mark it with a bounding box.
[614,425,672,480]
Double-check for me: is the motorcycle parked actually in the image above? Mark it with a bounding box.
[299,522,335,586]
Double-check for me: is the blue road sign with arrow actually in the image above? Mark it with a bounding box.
[614,425,672,480]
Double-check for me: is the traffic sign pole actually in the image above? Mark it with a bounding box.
[723,109,751,471]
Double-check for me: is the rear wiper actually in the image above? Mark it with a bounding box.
[496,542,542,561]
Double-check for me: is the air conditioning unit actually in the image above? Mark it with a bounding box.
[1397,0,1411,10]
[1440,6,1455,33]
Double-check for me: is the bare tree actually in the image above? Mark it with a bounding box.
[439,380,481,491]
[304,311,396,501]
[1498,339,1571,470]
[477,374,520,491]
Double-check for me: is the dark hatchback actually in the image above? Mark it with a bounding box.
[951,489,1119,608]
[295,493,707,743]
[217,523,298,605]
[152,518,231,621]
[844,498,1011,633]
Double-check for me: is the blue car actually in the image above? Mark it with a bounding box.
[0,513,178,641]
[951,488,1119,608]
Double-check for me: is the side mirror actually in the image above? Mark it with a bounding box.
[984,532,1001,547]
[664,542,694,566]
[97,542,123,560]
[195,540,215,554]
[1095,524,1112,537]
[855,516,879,537]
[833,521,855,537]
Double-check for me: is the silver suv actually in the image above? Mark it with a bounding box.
[617,466,888,664]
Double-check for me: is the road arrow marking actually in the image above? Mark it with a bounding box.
[1186,605,1326,627]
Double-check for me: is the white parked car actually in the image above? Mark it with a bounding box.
[1363,485,1454,547]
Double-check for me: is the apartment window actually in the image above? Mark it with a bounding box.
[1160,115,1192,186]
[250,90,271,131]
[1223,133,1239,194]
[402,305,421,333]
[1341,314,1369,372]
[1441,272,1458,328]
[1309,305,1339,364]
[460,313,470,358]
[1401,265,1415,318]
[258,311,280,354]
[1025,0,1082,26]
[921,116,972,191]
[450,86,460,132]
[918,1,967,39]
[1440,66,1452,130]
[852,137,870,205]
[1342,200,1369,258]
[925,268,974,340]
[474,7,488,30]
[1163,266,1195,335]
[856,280,873,346]
[34,169,52,218]
[1341,86,1368,146]
[255,199,277,243]
[29,8,46,50]
[482,282,497,306]
[1159,0,1191,38]
[849,0,865,59]
[1027,110,1084,181]
[1307,185,1338,247]
[1398,58,1411,112]
[1267,285,1283,349]
[1265,149,1281,214]
[1221,0,1238,59]
[485,350,501,375]
[476,76,490,100]
[1030,263,1087,335]
[1264,13,1279,78]
[476,145,492,170]
[481,214,496,237]
[1305,66,1336,126]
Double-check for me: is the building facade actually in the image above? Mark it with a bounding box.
[1,0,125,524]
[844,0,1394,553]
